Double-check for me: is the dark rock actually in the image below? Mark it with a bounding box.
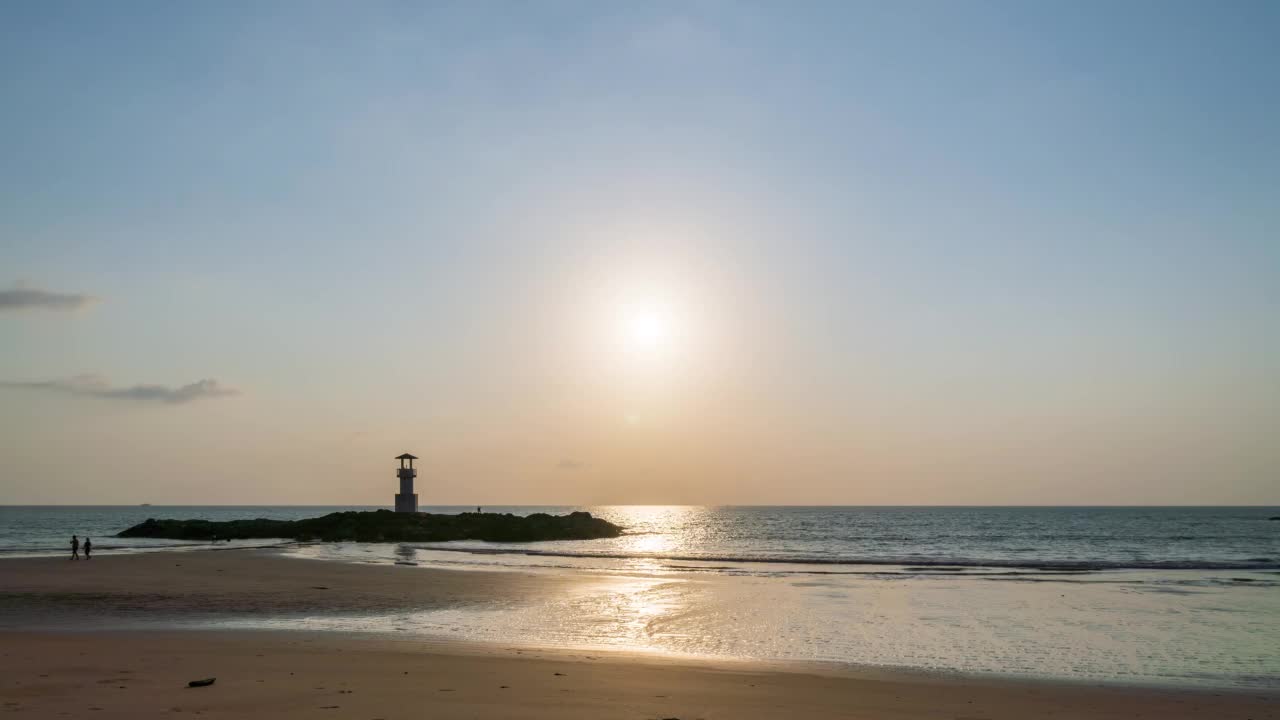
[118,510,623,543]
[187,678,215,688]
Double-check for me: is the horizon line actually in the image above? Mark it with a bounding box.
[2,503,1277,509]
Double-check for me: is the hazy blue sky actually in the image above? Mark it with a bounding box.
[2,1,1277,504]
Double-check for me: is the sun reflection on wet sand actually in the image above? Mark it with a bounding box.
[215,571,700,659]
[572,576,683,644]
[262,506,1280,688]
[220,554,1280,689]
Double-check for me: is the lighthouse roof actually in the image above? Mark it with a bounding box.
[395,453,418,460]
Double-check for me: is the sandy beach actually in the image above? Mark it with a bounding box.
[0,547,566,622]
[1,551,1276,719]
[2,629,1276,720]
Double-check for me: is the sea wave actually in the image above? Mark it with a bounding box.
[0,539,287,557]
[409,544,1280,572]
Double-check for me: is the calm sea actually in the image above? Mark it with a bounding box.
[3,505,1278,689]
[2,505,1277,570]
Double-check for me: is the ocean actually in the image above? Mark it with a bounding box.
[4,505,1278,569]
[3,505,1278,688]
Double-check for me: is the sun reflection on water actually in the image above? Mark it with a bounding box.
[591,505,713,559]
[248,507,1280,687]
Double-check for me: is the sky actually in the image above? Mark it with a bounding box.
[1,1,1277,505]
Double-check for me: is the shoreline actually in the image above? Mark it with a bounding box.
[7,532,1278,573]
[2,550,1277,706]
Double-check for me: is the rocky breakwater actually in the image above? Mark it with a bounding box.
[118,510,623,543]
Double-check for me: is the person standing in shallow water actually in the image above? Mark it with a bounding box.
[83,537,92,560]
[70,535,79,560]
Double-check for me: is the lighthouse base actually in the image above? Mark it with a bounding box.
[394,493,418,513]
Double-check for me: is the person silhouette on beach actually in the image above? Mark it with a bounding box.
[70,535,80,560]
[83,537,92,560]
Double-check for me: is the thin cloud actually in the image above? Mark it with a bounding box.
[0,287,97,312]
[0,375,240,404]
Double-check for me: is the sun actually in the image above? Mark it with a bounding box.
[620,302,673,353]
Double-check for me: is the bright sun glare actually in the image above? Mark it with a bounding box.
[625,306,670,351]
[609,282,691,373]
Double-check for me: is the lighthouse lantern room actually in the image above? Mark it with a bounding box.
[394,453,418,513]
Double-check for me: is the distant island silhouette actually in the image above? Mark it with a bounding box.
[118,509,622,543]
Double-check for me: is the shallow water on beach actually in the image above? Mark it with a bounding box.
[263,543,1280,690]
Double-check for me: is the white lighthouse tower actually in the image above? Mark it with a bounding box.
[394,453,418,513]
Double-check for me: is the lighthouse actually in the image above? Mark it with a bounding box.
[394,453,418,513]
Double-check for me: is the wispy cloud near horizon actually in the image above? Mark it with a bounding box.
[0,375,240,404]
[0,286,98,312]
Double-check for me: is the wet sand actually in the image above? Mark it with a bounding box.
[1,552,1276,719]
[0,548,564,622]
